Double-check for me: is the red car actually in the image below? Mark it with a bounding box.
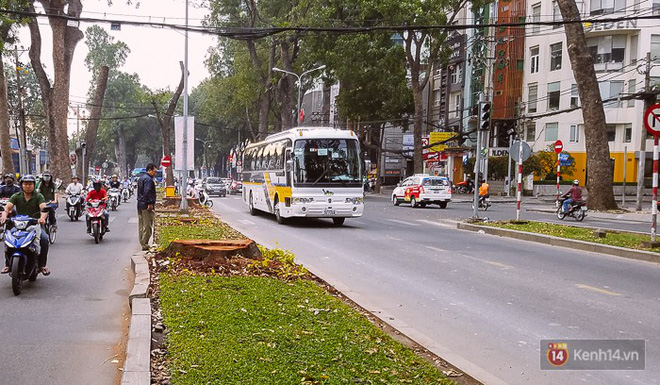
[228,180,243,195]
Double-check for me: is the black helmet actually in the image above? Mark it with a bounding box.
[93,180,102,190]
[21,174,36,184]
[4,173,15,182]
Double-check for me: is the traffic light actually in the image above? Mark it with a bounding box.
[480,101,491,131]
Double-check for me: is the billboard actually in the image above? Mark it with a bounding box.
[174,116,195,171]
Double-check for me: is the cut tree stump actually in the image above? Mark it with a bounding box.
[163,239,262,261]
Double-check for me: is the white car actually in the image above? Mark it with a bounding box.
[392,174,452,208]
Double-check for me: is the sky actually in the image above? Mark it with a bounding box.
[17,0,217,109]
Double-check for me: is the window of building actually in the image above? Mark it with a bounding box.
[528,83,538,113]
[455,94,461,114]
[570,84,580,108]
[652,35,660,61]
[628,81,636,108]
[548,81,561,110]
[450,64,461,84]
[590,0,626,15]
[606,124,617,141]
[630,35,638,64]
[653,0,660,14]
[545,122,559,141]
[433,90,441,106]
[530,46,539,73]
[599,80,624,107]
[570,124,580,142]
[550,43,562,71]
[531,3,541,34]
[624,123,632,142]
[526,122,536,142]
[587,35,626,65]
[553,1,562,28]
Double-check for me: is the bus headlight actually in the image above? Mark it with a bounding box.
[345,197,363,204]
[292,197,314,204]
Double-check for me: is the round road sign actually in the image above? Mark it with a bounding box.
[554,140,563,154]
[509,140,532,163]
[161,155,172,167]
[644,103,660,136]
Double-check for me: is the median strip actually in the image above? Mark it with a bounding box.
[142,205,478,384]
[457,221,660,264]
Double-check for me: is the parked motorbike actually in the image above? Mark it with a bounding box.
[109,188,120,211]
[5,215,41,295]
[66,193,83,221]
[557,197,587,221]
[198,188,213,208]
[455,180,475,194]
[121,188,130,203]
[0,198,10,241]
[86,199,107,244]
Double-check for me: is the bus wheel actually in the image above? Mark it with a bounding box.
[332,217,345,226]
[249,193,257,216]
[274,201,286,224]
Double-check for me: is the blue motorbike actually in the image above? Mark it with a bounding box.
[5,215,41,295]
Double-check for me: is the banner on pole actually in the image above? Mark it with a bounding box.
[174,116,195,171]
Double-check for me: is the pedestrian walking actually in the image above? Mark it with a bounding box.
[137,163,157,251]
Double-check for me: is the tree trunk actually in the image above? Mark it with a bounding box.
[82,66,109,182]
[152,61,185,186]
[557,0,617,210]
[322,80,331,126]
[0,60,15,175]
[28,0,84,183]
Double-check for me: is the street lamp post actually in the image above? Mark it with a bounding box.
[180,0,190,212]
[272,65,326,126]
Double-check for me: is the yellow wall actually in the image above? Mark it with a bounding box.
[561,152,637,185]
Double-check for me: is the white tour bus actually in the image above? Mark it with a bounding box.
[242,127,364,226]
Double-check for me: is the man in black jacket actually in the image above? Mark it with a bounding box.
[137,163,157,251]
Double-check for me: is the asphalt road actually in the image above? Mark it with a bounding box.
[0,197,138,384]
[212,193,660,385]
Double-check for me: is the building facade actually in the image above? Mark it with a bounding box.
[523,0,660,185]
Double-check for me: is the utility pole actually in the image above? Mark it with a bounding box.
[14,46,28,175]
[637,52,656,210]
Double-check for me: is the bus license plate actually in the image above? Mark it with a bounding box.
[324,208,335,216]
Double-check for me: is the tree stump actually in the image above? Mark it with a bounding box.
[163,239,262,261]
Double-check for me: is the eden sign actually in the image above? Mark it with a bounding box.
[583,19,637,32]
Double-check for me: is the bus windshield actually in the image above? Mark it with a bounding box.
[293,139,361,187]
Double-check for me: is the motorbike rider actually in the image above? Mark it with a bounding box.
[0,174,22,198]
[478,179,490,206]
[109,174,121,190]
[86,180,110,233]
[65,175,84,196]
[122,177,131,194]
[562,179,583,213]
[0,175,51,275]
[37,171,58,231]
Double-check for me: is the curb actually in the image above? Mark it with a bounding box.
[456,222,660,264]
[121,251,152,385]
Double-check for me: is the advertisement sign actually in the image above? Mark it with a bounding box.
[429,132,457,152]
[402,134,414,158]
[174,116,195,171]
[422,136,438,160]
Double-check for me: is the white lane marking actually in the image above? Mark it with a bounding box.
[128,217,138,224]
[484,260,514,269]
[426,246,446,252]
[238,219,256,226]
[417,219,455,228]
[387,219,420,226]
[109,217,116,223]
[575,284,621,296]
[386,235,402,241]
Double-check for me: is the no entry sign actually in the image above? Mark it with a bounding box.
[161,155,172,167]
[554,140,563,154]
[644,103,660,136]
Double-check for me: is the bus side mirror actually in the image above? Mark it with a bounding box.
[286,160,293,172]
